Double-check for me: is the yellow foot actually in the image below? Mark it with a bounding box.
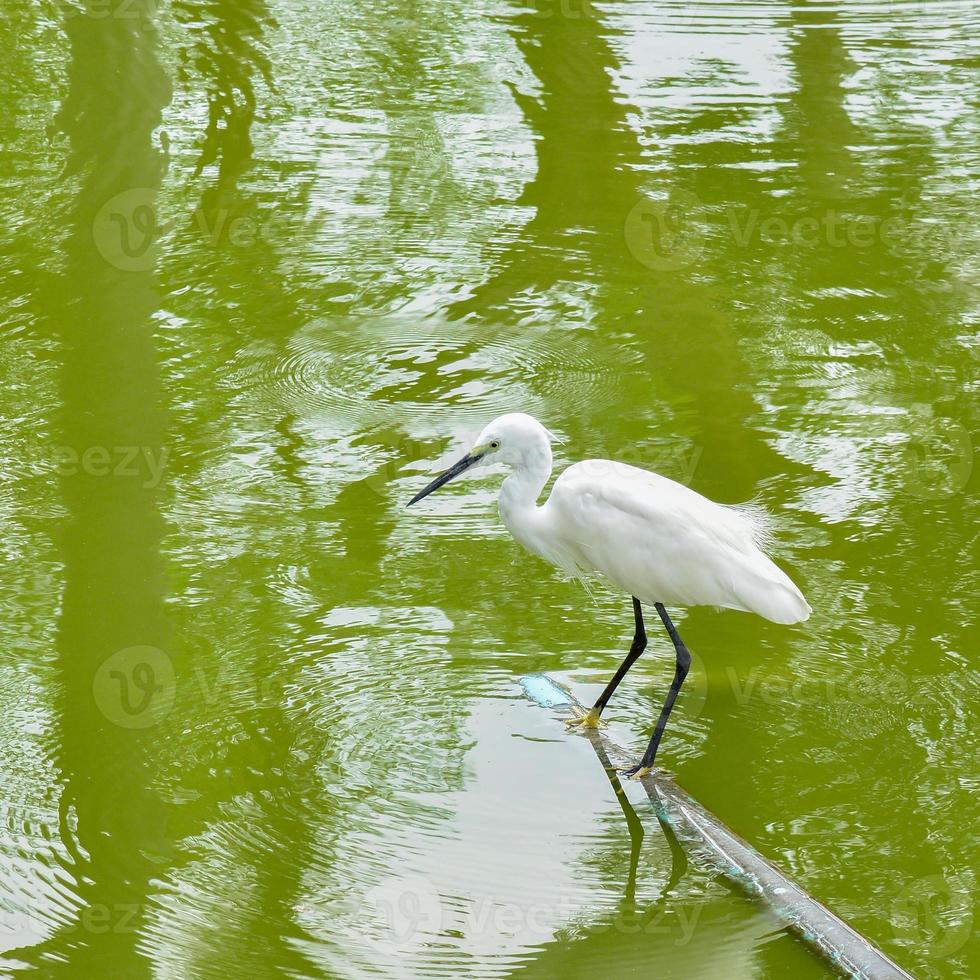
[621,764,654,780]
[565,708,604,730]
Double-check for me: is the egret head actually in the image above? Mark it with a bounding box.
[407,413,558,505]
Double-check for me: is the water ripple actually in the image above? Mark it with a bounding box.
[228,316,642,428]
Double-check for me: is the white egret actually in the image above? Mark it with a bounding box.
[408,413,810,778]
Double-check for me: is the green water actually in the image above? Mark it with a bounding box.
[0,0,976,977]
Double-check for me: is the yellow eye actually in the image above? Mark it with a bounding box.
[490,440,500,449]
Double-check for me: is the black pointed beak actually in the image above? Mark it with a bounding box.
[408,450,485,505]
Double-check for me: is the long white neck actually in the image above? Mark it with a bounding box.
[497,444,552,554]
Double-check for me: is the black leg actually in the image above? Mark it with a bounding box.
[567,597,646,729]
[622,603,692,778]
[594,597,647,713]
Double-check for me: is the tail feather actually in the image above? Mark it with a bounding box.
[731,552,811,625]
[751,578,811,625]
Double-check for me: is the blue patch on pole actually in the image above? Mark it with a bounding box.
[520,674,572,708]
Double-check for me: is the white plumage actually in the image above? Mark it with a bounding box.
[448,413,810,624]
[540,459,809,624]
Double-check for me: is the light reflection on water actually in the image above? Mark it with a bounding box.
[0,0,976,977]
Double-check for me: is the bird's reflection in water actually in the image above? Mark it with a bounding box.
[587,735,688,921]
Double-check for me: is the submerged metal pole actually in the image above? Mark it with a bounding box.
[521,674,914,980]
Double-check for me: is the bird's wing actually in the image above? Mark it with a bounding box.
[550,459,761,551]
[546,460,810,623]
